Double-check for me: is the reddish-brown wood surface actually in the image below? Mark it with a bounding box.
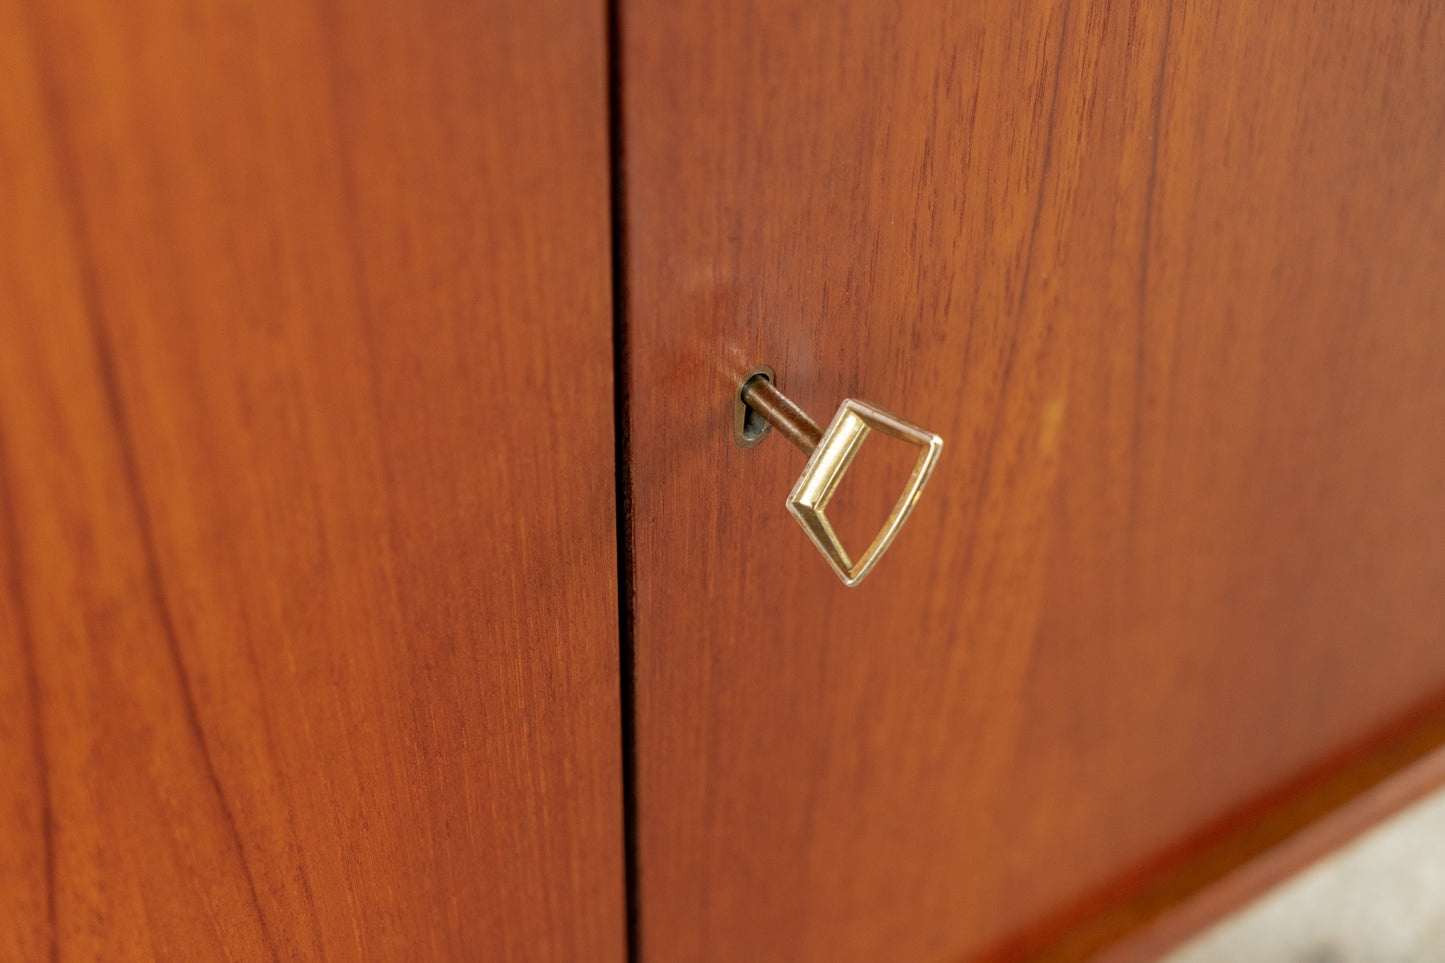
[620,1,1445,960]
[0,0,623,959]
[1094,728,1445,962]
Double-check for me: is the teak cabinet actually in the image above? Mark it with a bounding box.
[2,0,1443,960]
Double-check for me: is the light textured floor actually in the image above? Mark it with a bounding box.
[1162,789,1445,963]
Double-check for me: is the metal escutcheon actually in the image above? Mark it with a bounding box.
[736,369,943,587]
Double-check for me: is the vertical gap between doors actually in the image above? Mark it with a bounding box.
[605,0,641,958]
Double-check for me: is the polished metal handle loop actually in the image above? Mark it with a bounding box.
[737,370,943,587]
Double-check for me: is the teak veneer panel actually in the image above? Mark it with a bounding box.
[0,0,623,959]
[620,1,1445,960]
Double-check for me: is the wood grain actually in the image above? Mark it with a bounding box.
[619,1,1445,960]
[0,0,623,959]
[1093,715,1445,963]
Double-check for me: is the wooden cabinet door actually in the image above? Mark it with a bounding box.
[0,0,622,959]
[619,1,1445,960]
